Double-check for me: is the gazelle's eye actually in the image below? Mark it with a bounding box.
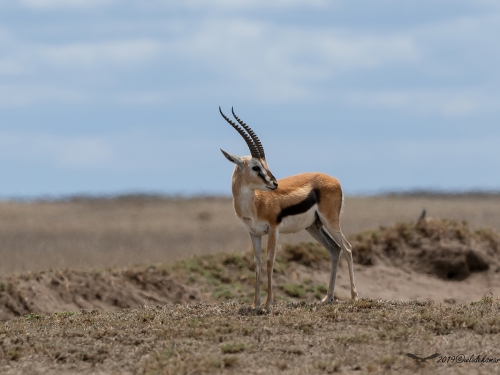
[252,166,261,172]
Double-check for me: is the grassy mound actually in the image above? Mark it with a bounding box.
[351,217,500,280]
[1,217,499,321]
[0,242,333,320]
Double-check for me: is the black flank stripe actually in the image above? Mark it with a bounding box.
[276,189,320,223]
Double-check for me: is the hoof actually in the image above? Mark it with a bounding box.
[264,301,273,310]
[321,295,336,303]
[351,293,359,301]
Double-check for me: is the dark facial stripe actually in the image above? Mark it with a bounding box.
[276,189,320,223]
[257,172,267,183]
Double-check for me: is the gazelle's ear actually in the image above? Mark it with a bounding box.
[220,149,244,169]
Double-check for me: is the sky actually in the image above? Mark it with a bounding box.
[0,0,499,198]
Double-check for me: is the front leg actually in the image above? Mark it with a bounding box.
[249,233,262,308]
[264,228,279,309]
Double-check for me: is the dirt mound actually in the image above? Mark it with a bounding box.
[2,217,500,321]
[351,216,500,280]
[0,266,201,320]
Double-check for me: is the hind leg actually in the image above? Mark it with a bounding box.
[317,213,358,300]
[306,222,341,302]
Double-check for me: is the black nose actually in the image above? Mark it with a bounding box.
[273,182,278,188]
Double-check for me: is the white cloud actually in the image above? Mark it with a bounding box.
[38,39,161,68]
[344,88,496,117]
[164,19,420,102]
[0,84,84,107]
[0,18,421,106]
[408,13,500,79]
[9,0,327,12]
[57,138,113,168]
[173,0,328,10]
[310,33,418,69]
[0,5,497,114]
[0,58,28,75]
[19,0,115,10]
[0,133,113,168]
[274,133,500,193]
[0,130,220,174]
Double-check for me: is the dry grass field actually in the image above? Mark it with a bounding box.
[1,194,500,374]
[3,298,500,375]
[1,194,500,275]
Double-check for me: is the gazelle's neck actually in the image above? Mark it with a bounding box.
[231,170,257,219]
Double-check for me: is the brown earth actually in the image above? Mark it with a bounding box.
[2,196,500,374]
[0,267,200,321]
[1,194,500,275]
[1,215,499,321]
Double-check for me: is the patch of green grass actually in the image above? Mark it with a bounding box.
[24,313,41,320]
[181,258,201,273]
[335,333,372,344]
[282,242,330,267]
[213,286,236,300]
[316,358,341,372]
[312,284,328,300]
[222,253,251,270]
[281,283,306,298]
[220,342,245,354]
[55,311,77,318]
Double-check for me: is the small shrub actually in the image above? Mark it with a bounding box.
[220,342,245,354]
[282,242,329,267]
[316,359,341,372]
[223,355,238,367]
[299,323,314,335]
[275,360,288,370]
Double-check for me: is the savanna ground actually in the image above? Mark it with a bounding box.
[1,194,500,374]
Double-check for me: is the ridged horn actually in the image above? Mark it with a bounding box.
[219,107,261,158]
[231,107,265,159]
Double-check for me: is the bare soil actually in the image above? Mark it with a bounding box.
[1,215,499,321]
[1,195,500,374]
[1,194,500,275]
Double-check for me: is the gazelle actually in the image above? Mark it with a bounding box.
[219,107,358,309]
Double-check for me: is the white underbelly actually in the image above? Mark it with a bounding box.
[279,205,317,234]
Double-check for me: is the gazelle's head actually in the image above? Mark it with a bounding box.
[219,107,278,191]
